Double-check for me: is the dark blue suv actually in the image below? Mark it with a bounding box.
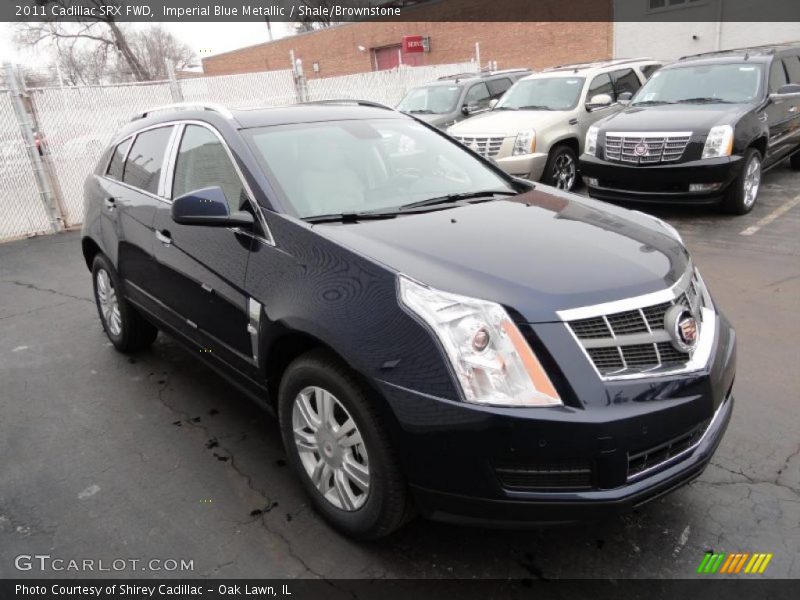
[82,101,735,539]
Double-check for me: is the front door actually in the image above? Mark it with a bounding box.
[153,123,254,371]
[764,59,794,165]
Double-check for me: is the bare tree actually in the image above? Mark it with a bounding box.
[126,25,195,81]
[14,0,150,81]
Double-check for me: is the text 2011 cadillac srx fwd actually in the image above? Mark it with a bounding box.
[81,101,735,539]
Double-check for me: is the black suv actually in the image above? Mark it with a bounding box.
[82,101,735,539]
[580,43,800,214]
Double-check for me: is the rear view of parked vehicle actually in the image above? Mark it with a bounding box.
[396,69,530,129]
[446,59,661,191]
[580,43,800,214]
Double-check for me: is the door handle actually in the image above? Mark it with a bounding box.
[790,106,799,113]
[155,229,172,246]
[103,197,116,210]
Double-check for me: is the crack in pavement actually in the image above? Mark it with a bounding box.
[1,280,92,304]
[709,457,800,496]
[0,300,75,321]
[151,370,361,596]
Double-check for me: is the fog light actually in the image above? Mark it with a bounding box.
[585,177,599,187]
[689,183,723,192]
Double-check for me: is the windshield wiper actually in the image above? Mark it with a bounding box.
[631,100,675,106]
[676,97,732,104]
[493,106,517,111]
[517,105,555,111]
[398,190,518,211]
[303,211,400,224]
[407,109,434,114]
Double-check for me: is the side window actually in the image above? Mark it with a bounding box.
[122,127,173,195]
[611,68,642,97]
[640,64,662,80]
[464,82,491,109]
[783,55,800,84]
[587,73,614,103]
[486,78,512,99]
[768,60,789,93]
[172,125,246,213]
[106,138,131,181]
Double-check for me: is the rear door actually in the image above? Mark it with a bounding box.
[780,54,800,153]
[153,122,255,372]
[103,126,173,315]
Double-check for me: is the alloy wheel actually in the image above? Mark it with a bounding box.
[96,268,122,337]
[553,152,577,190]
[742,153,761,209]
[292,386,370,511]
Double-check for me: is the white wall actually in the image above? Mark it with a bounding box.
[613,0,800,61]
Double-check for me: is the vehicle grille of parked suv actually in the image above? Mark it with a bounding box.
[627,417,710,481]
[604,131,692,164]
[567,270,708,377]
[450,134,505,158]
[493,459,594,491]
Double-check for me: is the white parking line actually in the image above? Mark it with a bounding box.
[740,196,800,236]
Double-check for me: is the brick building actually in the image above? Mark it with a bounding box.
[202,0,614,78]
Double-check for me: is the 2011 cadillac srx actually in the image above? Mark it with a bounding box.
[82,101,735,539]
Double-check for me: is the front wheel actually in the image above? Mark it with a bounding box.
[722,148,762,215]
[278,349,412,539]
[542,144,579,191]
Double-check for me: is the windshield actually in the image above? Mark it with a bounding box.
[495,77,585,111]
[397,85,461,114]
[245,119,514,219]
[632,63,764,105]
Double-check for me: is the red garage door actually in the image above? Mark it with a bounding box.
[373,45,401,71]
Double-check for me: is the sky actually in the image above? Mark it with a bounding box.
[0,21,295,69]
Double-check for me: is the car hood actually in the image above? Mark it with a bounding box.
[447,109,567,137]
[599,102,752,134]
[314,188,690,323]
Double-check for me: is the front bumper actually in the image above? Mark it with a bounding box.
[496,152,549,180]
[375,314,736,525]
[579,154,744,204]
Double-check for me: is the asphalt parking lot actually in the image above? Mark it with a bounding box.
[1,162,798,581]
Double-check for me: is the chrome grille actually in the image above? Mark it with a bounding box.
[605,132,692,164]
[628,419,709,480]
[452,135,505,158]
[567,270,709,377]
[494,459,593,490]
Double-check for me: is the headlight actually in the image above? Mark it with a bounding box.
[512,129,536,156]
[398,276,562,407]
[585,126,599,156]
[701,125,734,159]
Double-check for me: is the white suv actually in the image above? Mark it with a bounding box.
[447,59,662,190]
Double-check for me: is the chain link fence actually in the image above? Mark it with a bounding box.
[0,60,479,242]
[0,91,52,241]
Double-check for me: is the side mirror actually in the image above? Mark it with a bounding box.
[171,186,254,227]
[617,91,633,105]
[771,83,800,99]
[586,93,613,111]
[461,104,473,116]
[489,98,499,109]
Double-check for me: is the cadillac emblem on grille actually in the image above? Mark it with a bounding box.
[665,304,699,353]
[634,142,648,156]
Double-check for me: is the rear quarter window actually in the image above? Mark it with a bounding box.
[783,55,800,84]
[105,138,131,181]
[122,126,173,195]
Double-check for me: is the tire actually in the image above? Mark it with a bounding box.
[542,144,579,191]
[91,254,158,353]
[278,349,412,539]
[790,150,800,170]
[721,147,762,215]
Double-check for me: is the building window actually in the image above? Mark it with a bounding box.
[648,0,705,12]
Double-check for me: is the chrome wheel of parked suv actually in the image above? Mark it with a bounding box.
[723,148,762,215]
[91,254,158,353]
[544,145,578,191]
[279,349,412,539]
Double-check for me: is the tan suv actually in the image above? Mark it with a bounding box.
[447,59,662,190]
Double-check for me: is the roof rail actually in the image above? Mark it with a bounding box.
[677,42,799,60]
[437,71,480,80]
[544,57,655,72]
[131,102,234,121]
[301,99,396,111]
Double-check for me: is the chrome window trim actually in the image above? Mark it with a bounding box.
[104,134,133,180]
[118,123,176,196]
[101,118,275,247]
